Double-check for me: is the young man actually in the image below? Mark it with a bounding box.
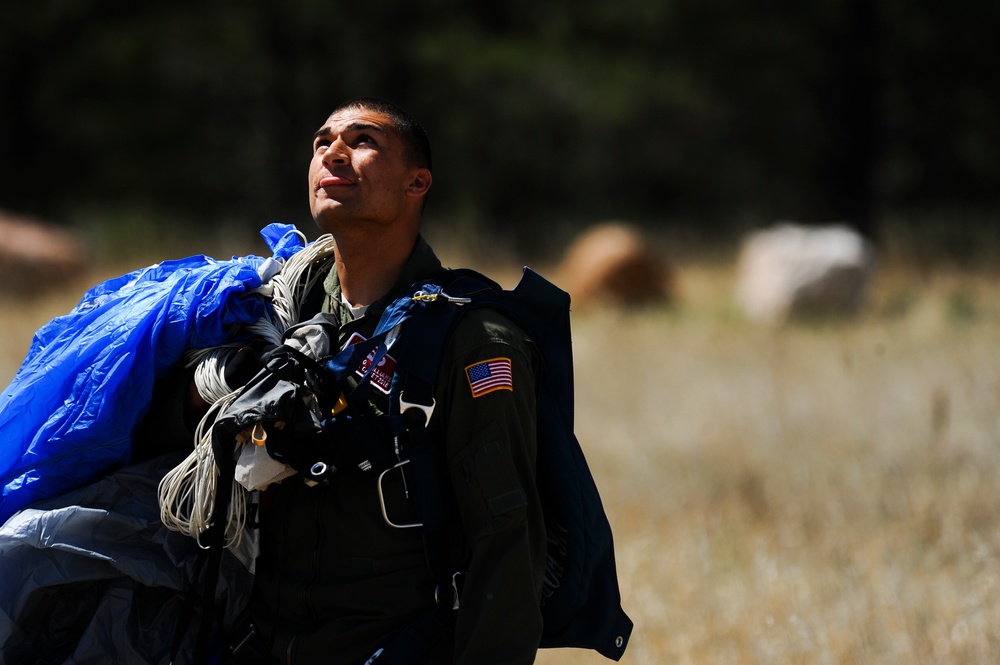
[237,98,547,663]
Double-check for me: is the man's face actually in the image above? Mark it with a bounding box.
[308,107,427,233]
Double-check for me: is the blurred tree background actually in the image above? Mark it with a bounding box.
[1,0,998,263]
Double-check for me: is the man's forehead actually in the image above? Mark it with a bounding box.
[317,108,394,135]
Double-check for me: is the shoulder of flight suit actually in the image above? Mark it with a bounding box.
[431,305,547,664]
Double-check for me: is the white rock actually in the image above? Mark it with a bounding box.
[735,223,875,323]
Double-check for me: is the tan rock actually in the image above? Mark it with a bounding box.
[0,211,87,296]
[557,222,671,308]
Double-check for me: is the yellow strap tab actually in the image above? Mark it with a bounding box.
[252,422,267,446]
[332,392,349,415]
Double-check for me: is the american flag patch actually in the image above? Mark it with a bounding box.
[465,358,513,398]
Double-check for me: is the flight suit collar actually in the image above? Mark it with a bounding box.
[322,235,444,325]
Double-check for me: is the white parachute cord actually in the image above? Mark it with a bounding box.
[159,346,250,549]
[158,391,247,549]
[190,346,242,403]
[246,234,337,344]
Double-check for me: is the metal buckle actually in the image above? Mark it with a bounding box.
[411,290,472,305]
[411,290,438,302]
[399,394,435,426]
[377,461,422,529]
[434,572,463,610]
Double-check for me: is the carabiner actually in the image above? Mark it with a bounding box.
[411,290,472,305]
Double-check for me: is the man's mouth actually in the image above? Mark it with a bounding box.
[319,176,353,187]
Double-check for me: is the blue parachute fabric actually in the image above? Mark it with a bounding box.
[0,223,306,525]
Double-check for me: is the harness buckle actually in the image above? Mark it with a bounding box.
[399,394,435,426]
[434,572,463,610]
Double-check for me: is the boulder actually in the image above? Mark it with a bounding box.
[0,211,87,296]
[735,223,875,323]
[557,222,671,308]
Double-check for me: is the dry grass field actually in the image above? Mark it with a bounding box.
[2,239,999,665]
[540,263,1000,665]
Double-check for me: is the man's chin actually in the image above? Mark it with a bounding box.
[311,203,348,231]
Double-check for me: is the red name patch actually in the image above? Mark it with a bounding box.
[345,332,397,395]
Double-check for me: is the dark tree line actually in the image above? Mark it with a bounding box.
[1,0,998,253]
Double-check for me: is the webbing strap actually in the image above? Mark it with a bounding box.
[369,272,496,665]
[399,373,452,583]
[323,273,465,407]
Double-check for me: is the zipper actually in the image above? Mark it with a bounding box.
[230,623,257,655]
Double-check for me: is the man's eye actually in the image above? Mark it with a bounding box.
[356,133,375,145]
[315,138,331,150]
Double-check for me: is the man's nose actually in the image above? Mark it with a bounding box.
[322,137,350,166]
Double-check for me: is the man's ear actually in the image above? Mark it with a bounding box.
[405,168,433,198]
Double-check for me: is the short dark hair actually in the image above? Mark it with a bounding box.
[331,97,432,173]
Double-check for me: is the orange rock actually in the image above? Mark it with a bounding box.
[557,222,670,308]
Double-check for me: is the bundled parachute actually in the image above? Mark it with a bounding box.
[0,223,306,524]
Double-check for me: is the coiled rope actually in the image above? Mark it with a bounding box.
[158,233,337,549]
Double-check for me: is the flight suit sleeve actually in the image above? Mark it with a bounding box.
[436,310,546,665]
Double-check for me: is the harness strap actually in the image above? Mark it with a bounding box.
[367,271,496,664]
[399,374,450,579]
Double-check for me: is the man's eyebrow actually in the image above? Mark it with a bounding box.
[312,122,388,141]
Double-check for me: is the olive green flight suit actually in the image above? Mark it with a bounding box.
[248,236,546,664]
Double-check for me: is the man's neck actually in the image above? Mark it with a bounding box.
[332,229,418,307]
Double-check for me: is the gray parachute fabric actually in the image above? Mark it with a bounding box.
[0,452,252,664]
